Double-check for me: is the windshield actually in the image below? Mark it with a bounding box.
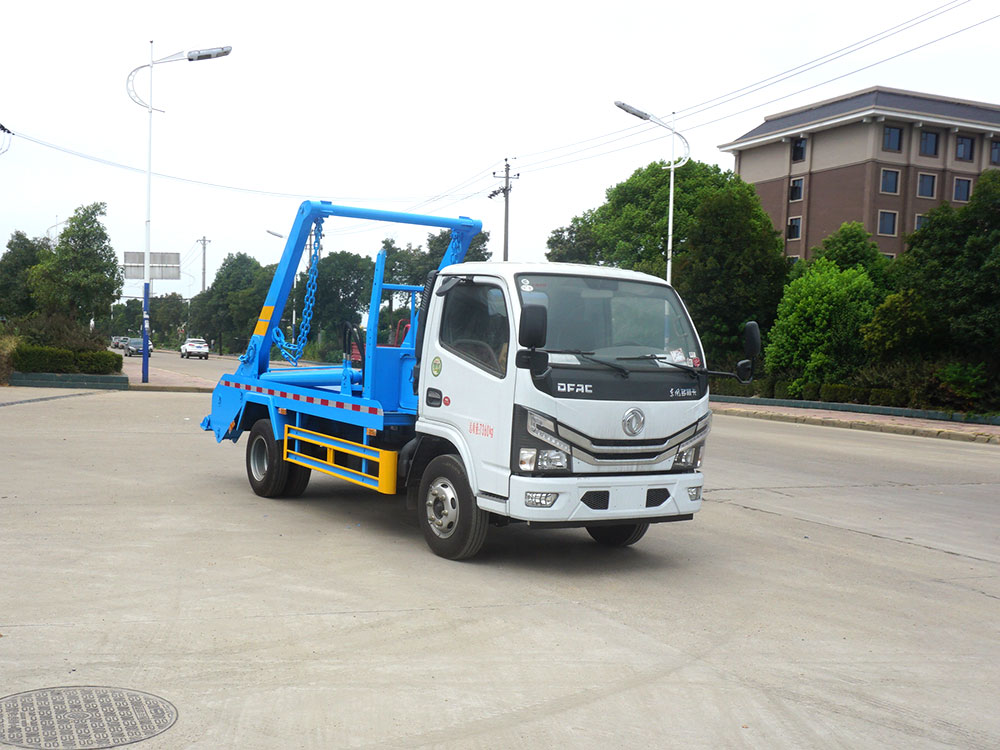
[515,273,703,368]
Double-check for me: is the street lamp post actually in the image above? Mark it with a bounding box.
[615,101,690,285]
[127,42,231,382]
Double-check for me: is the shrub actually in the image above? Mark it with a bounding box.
[801,383,821,401]
[0,334,18,385]
[848,386,870,404]
[820,384,852,403]
[870,388,907,407]
[75,350,123,374]
[10,344,122,375]
[13,313,106,352]
[754,374,776,399]
[12,344,76,373]
[773,380,792,399]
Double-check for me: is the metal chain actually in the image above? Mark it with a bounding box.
[275,219,322,366]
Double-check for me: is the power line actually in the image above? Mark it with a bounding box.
[513,0,979,173]
[517,10,1000,175]
[3,3,995,225]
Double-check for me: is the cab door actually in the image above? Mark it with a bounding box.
[419,277,514,497]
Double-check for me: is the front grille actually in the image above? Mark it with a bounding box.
[581,490,610,510]
[557,416,710,467]
[646,488,671,507]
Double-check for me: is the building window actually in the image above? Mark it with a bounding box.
[787,217,802,240]
[955,135,974,161]
[882,126,903,152]
[919,130,939,157]
[789,177,803,201]
[915,214,929,231]
[916,173,936,199]
[791,137,807,162]
[880,169,899,194]
[878,211,897,237]
[991,140,1000,166]
[954,177,972,202]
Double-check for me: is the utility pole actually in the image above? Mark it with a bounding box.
[488,158,519,261]
[198,236,211,292]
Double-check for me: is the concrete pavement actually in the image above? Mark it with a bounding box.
[1,390,997,749]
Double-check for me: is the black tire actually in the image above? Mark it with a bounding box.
[246,419,292,498]
[283,462,311,497]
[418,454,488,560]
[586,523,649,547]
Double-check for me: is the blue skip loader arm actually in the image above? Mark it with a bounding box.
[202,200,481,444]
[237,200,481,380]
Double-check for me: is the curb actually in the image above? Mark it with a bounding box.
[8,371,129,390]
[712,407,1000,445]
[129,384,214,393]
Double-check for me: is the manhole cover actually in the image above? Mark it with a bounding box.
[0,687,177,749]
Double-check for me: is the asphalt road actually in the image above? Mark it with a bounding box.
[1,388,997,749]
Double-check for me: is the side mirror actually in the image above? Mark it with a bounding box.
[735,359,753,384]
[518,304,547,349]
[743,321,761,358]
[515,349,549,377]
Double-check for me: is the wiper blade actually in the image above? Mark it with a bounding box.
[545,349,630,378]
[616,353,702,376]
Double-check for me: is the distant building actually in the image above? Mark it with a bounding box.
[720,87,1000,258]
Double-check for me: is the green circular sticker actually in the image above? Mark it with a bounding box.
[431,356,442,376]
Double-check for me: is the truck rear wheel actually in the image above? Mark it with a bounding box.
[586,523,649,547]
[246,419,310,498]
[418,454,487,560]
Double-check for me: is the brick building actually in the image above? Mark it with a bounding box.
[719,87,1000,258]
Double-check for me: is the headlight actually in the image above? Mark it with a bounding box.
[512,407,573,476]
[672,442,705,471]
[672,414,711,471]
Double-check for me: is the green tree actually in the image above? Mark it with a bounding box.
[810,221,890,291]
[865,170,1000,366]
[307,251,376,340]
[672,180,787,363]
[190,252,267,353]
[149,293,188,343]
[545,212,601,265]
[765,258,880,394]
[27,203,123,324]
[546,160,734,276]
[0,231,50,318]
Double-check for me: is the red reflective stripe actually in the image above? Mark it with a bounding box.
[221,380,381,415]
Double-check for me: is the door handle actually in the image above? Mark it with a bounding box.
[425,388,443,407]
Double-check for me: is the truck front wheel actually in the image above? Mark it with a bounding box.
[418,454,488,560]
[586,523,649,547]
[246,419,310,498]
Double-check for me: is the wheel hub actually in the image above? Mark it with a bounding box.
[425,477,459,539]
[249,435,269,481]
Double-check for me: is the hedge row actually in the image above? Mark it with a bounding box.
[710,376,909,409]
[11,344,123,375]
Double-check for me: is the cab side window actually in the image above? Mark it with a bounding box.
[439,283,509,377]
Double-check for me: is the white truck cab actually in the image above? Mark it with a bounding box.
[411,262,728,556]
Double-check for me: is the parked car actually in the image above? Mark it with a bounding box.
[180,338,210,359]
[111,336,129,349]
[123,337,153,356]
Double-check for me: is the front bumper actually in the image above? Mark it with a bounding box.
[492,472,703,525]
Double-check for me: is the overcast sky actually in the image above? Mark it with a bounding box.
[1,0,997,301]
